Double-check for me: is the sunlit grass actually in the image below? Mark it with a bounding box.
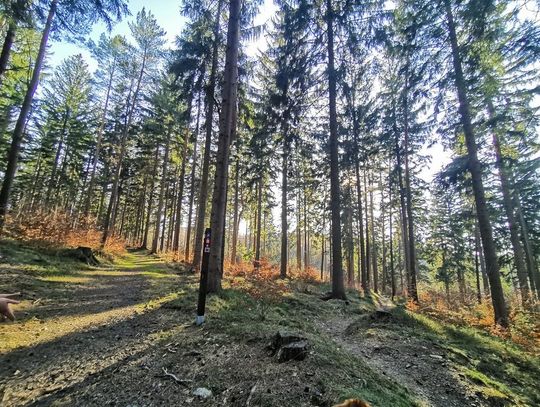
[0,291,182,353]
[38,275,94,284]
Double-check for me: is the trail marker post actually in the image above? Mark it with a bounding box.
[196,228,211,325]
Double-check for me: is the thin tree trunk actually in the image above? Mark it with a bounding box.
[151,133,170,253]
[369,176,378,293]
[280,137,288,277]
[475,220,490,296]
[141,147,159,249]
[355,161,367,291]
[364,169,371,289]
[255,177,263,268]
[102,45,148,244]
[193,0,223,269]
[173,123,191,256]
[207,0,240,292]
[395,119,410,294]
[326,0,345,299]
[84,59,116,216]
[475,228,482,304]
[444,0,508,326]
[45,110,69,206]
[389,159,396,300]
[185,93,202,261]
[380,174,387,294]
[402,76,419,303]
[0,0,58,232]
[487,101,529,305]
[0,23,16,88]
[296,180,302,270]
[320,193,326,281]
[513,188,540,299]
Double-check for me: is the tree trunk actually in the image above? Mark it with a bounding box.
[395,114,410,295]
[141,147,159,249]
[355,161,367,291]
[402,76,419,303]
[151,134,170,254]
[185,93,202,261]
[364,169,371,289]
[0,0,57,233]
[207,0,240,292]
[0,23,16,88]
[255,177,263,268]
[369,176,378,293]
[227,158,239,264]
[296,183,302,270]
[280,137,288,278]
[173,124,191,256]
[102,45,148,245]
[380,174,387,294]
[444,0,508,326]
[45,110,69,207]
[513,187,540,299]
[389,159,396,299]
[487,101,529,305]
[326,0,346,299]
[84,58,116,216]
[193,0,223,269]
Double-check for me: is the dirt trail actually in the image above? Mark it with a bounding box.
[318,300,487,407]
[0,252,192,406]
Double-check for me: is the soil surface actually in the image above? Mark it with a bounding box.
[318,303,494,407]
[0,252,511,406]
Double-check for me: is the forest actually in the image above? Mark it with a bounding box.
[0,0,539,406]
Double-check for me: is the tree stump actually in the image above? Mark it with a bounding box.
[276,340,309,362]
[269,331,310,362]
[63,246,100,266]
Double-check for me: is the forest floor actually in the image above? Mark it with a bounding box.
[0,240,539,407]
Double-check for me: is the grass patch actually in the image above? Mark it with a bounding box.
[165,278,420,406]
[390,306,540,406]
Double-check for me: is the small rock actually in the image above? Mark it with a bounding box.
[193,387,212,398]
[429,354,444,360]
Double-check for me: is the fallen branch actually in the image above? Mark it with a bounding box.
[246,384,257,406]
[161,367,192,386]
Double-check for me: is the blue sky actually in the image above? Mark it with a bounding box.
[48,0,277,72]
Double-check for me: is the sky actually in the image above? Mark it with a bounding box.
[49,0,278,72]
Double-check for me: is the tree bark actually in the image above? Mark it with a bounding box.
[444,0,508,326]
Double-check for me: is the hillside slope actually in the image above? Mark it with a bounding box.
[0,241,538,406]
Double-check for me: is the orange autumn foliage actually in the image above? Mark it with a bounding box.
[5,211,126,257]
[409,288,540,353]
